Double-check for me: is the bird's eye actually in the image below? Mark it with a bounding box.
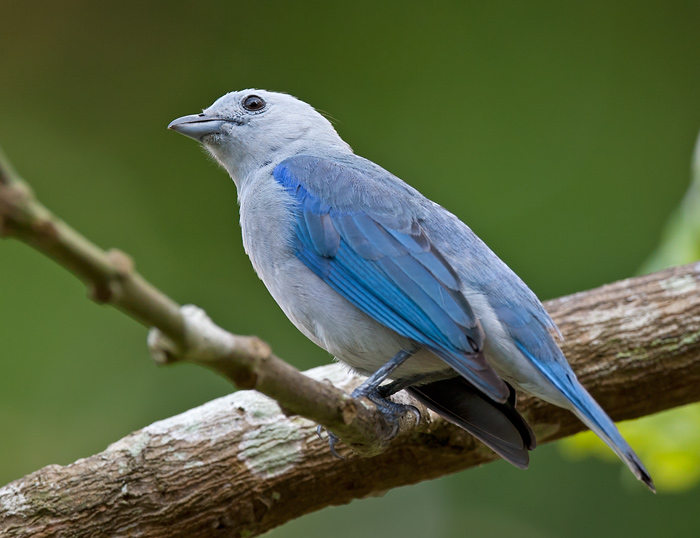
[242,95,266,112]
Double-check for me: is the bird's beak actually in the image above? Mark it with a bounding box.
[168,114,226,142]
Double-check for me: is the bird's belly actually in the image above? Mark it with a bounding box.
[260,253,447,378]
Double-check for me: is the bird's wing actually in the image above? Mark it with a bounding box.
[273,155,509,402]
[447,234,652,486]
[429,222,566,370]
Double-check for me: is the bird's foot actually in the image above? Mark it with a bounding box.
[353,385,421,437]
[316,424,344,459]
[316,386,421,458]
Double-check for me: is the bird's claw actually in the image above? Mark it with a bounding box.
[316,424,345,459]
[316,387,421,456]
[351,386,421,434]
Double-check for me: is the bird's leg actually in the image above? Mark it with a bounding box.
[352,349,414,396]
[377,377,419,398]
[319,350,420,456]
[377,370,455,398]
[351,350,422,425]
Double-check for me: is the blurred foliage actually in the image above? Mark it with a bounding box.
[563,133,700,492]
[641,133,700,274]
[2,1,700,537]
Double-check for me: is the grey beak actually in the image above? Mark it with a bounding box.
[168,113,226,141]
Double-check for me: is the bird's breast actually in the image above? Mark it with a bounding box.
[236,174,446,378]
[238,176,298,272]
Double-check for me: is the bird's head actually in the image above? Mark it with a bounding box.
[169,89,350,185]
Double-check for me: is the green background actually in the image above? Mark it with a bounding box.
[2,1,699,536]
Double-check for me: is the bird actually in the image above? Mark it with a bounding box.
[168,89,654,491]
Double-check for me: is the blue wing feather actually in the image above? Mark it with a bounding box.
[274,156,508,401]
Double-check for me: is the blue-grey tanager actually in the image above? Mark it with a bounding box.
[168,89,654,491]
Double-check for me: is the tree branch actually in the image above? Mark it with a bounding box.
[1,147,700,537]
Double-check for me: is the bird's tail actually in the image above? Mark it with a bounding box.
[514,341,655,492]
[561,376,655,492]
[408,377,535,469]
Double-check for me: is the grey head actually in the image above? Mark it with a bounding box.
[169,89,352,186]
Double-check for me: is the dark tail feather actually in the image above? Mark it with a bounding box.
[408,377,535,469]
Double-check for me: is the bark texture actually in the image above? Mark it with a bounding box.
[1,262,699,538]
